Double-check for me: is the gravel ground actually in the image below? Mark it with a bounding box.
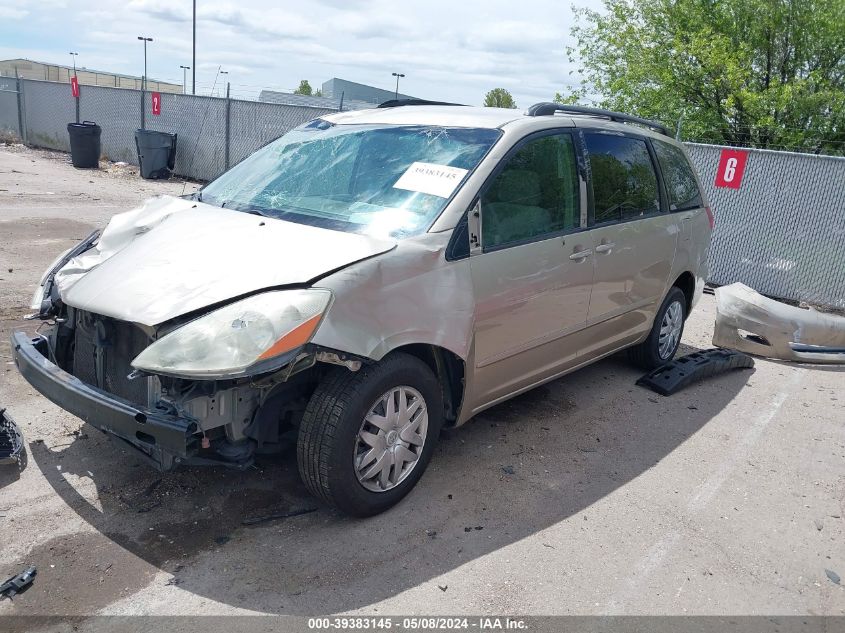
[0,145,843,624]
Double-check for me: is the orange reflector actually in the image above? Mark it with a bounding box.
[257,314,323,360]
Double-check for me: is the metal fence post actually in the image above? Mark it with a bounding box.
[140,78,146,130]
[224,82,231,171]
[15,71,26,143]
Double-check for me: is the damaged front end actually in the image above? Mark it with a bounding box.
[12,199,375,471]
[12,307,362,471]
[713,283,845,364]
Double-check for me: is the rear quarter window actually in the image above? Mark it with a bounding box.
[653,140,703,211]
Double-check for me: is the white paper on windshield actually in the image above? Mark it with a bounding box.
[392,162,469,199]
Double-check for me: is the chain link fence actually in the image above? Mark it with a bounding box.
[686,143,845,308]
[1,79,843,307]
[2,78,334,181]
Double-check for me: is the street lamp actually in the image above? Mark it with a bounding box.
[219,70,229,97]
[391,72,405,100]
[180,65,190,94]
[192,0,196,94]
[69,52,78,78]
[137,36,153,92]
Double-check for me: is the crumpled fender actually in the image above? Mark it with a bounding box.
[311,231,474,362]
[713,283,845,364]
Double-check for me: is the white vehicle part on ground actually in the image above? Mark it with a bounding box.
[54,196,395,326]
[713,283,845,364]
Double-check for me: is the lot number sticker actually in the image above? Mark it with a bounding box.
[152,92,162,116]
[714,149,749,189]
[393,162,469,198]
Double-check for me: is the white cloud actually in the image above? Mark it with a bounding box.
[2,0,603,105]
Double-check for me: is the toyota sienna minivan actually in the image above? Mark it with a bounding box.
[13,101,713,516]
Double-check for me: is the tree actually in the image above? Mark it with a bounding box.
[484,88,518,109]
[566,0,845,153]
[294,80,314,96]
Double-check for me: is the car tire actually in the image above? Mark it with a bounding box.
[297,352,443,517]
[627,287,687,370]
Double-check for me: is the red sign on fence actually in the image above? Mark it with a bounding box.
[151,92,161,116]
[714,149,749,189]
[70,76,79,99]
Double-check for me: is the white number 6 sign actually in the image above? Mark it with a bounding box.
[723,157,737,182]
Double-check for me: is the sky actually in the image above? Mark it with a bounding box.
[0,0,603,106]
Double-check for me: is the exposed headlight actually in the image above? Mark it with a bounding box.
[132,289,332,378]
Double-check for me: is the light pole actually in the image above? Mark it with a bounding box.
[219,70,228,97]
[137,36,153,92]
[192,0,196,94]
[391,72,405,100]
[180,65,190,94]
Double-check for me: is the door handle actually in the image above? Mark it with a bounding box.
[595,242,616,253]
[569,249,592,261]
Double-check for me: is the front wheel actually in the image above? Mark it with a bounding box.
[628,287,687,370]
[297,352,443,517]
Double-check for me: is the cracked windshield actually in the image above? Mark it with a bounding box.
[200,123,501,238]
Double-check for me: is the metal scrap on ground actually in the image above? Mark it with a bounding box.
[636,349,755,396]
[0,566,36,599]
[0,408,24,465]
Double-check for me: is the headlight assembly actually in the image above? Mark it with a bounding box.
[131,289,332,378]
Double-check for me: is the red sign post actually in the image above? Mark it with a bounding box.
[714,148,749,189]
[70,76,79,98]
[151,92,161,116]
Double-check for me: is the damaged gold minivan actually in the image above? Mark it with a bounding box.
[13,102,712,516]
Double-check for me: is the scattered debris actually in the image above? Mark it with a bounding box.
[713,283,845,363]
[241,506,318,526]
[542,543,556,549]
[814,520,824,532]
[637,349,755,396]
[0,408,24,465]
[825,569,841,585]
[1,566,36,599]
[214,536,231,545]
[501,465,515,475]
[425,529,437,538]
[438,585,448,592]
[165,577,181,586]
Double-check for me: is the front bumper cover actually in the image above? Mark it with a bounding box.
[11,331,197,470]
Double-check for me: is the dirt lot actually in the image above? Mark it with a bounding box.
[0,145,843,621]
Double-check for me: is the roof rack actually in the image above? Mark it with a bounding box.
[378,98,467,108]
[525,102,670,136]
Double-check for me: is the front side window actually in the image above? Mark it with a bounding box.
[481,133,580,249]
[653,140,703,211]
[200,123,501,238]
[585,133,660,223]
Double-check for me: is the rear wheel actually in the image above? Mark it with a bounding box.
[297,352,443,517]
[628,287,687,370]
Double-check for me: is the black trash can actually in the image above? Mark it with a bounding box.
[135,129,177,180]
[67,121,102,168]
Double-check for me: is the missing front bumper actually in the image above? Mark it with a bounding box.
[11,331,198,470]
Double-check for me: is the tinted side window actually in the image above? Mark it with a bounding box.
[585,133,660,223]
[653,140,703,211]
[482,133,579,249]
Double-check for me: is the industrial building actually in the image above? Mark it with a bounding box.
[321,77,415,104]
[0,59,182,93]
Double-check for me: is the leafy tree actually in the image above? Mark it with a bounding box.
[294,80,314,96]
[484,88,518,109]
[565,0,845,153]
